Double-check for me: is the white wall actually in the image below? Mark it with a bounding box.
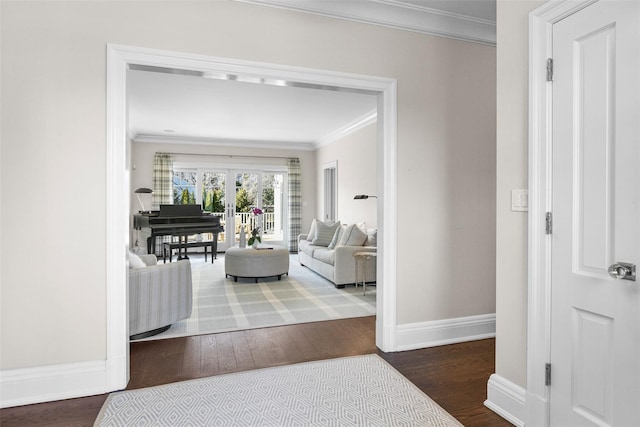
[495,0,546,388]
[315,123,378,229]
[1,0,495,377]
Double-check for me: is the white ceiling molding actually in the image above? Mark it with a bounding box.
[314,109,378,149]
[132,133,316,151]
[237,0,496,46]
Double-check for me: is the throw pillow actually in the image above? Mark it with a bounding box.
[129,252,146,269]
[365,228,378,247]
[306,219,318,241]
[339,223,368,246]
[328,224,346,249]
[307,219,336,242]
[312,221,341,247]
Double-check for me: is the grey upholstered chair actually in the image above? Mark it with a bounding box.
[128,253,193,340]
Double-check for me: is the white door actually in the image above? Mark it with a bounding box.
[550,1,640,425]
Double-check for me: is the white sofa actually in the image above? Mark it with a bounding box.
[128,253,193,339]
[298,221,377,288]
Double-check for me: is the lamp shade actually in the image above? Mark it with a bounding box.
[354,194,377,199]
[134,187,153,194]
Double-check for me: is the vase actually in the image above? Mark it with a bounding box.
[239,226,246,248]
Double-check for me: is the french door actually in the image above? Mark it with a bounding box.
[174,166,287,252]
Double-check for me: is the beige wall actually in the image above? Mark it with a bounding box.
[495,0,546,388]
[315,123,378,229]
[1,0,495,371]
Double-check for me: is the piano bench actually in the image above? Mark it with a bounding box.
[163,241,216,264]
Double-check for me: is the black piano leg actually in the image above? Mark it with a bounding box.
[177,236,189,260]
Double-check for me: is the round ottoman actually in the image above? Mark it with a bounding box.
[225,245,289,282]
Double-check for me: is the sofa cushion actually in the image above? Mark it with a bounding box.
[312,221,341,246]
[300,241,320,257]
[339,224,368,246]
[313,248,336,265]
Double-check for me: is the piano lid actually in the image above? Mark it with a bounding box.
[158,204,203,217]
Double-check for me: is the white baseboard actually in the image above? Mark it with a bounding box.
[484,373,527,427]
[0,360,109,409]
[394,313,496,351]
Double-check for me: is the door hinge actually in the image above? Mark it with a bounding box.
[545,363,552,386]
[546,58,553,82]
[545,212,553,235]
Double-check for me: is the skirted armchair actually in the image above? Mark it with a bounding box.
[128,253,193,340]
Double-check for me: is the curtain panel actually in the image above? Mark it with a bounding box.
[152,152,174,255]
[288,158,302,252]
[152,153,173,208]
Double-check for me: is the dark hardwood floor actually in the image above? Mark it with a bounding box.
[0,316,512,427]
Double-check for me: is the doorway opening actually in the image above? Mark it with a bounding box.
[106,44,398,390]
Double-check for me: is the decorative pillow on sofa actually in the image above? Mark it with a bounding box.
[339,223,368,246]
[365,228,378,247]
[327,224,346,249]
[306,219,318,241]
[129,252,147,269]
[311,221,341,247]
[307,219,337,242]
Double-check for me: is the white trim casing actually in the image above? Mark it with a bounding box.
[485,374,527,427]
[526,2,599,426]
[376,86,398,352]
[107,45,400,384]
[394,313,496,352]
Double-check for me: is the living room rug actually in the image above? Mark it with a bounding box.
[94,354,463,427]
[136,254,376,341]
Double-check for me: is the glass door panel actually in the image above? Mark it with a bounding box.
[201,172,228,249]
[173,171,197,205]
[234,172,259,242]
[262,173,285,244]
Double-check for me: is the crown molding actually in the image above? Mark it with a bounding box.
[237,0,496,46]
[131,133,316,151]
[314,109,377,149]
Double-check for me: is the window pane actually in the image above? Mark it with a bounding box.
[173,171,196,205]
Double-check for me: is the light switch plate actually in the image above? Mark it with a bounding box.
[511,190,528,212]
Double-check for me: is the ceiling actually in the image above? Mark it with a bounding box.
[127,0,495,150]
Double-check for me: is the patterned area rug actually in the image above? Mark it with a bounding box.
[95,354,463,427]
[136,254,376,341]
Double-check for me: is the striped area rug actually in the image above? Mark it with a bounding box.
[136,254,376,341]
[95,354,463,427]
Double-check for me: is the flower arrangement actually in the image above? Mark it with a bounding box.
[248,207,263,246]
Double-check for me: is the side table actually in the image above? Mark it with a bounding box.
[353,251,377,295]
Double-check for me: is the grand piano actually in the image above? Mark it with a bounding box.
[133,204,223,259]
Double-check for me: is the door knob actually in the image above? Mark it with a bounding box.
[608,262,636,281]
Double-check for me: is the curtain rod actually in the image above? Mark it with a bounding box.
[167,152,295,160]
